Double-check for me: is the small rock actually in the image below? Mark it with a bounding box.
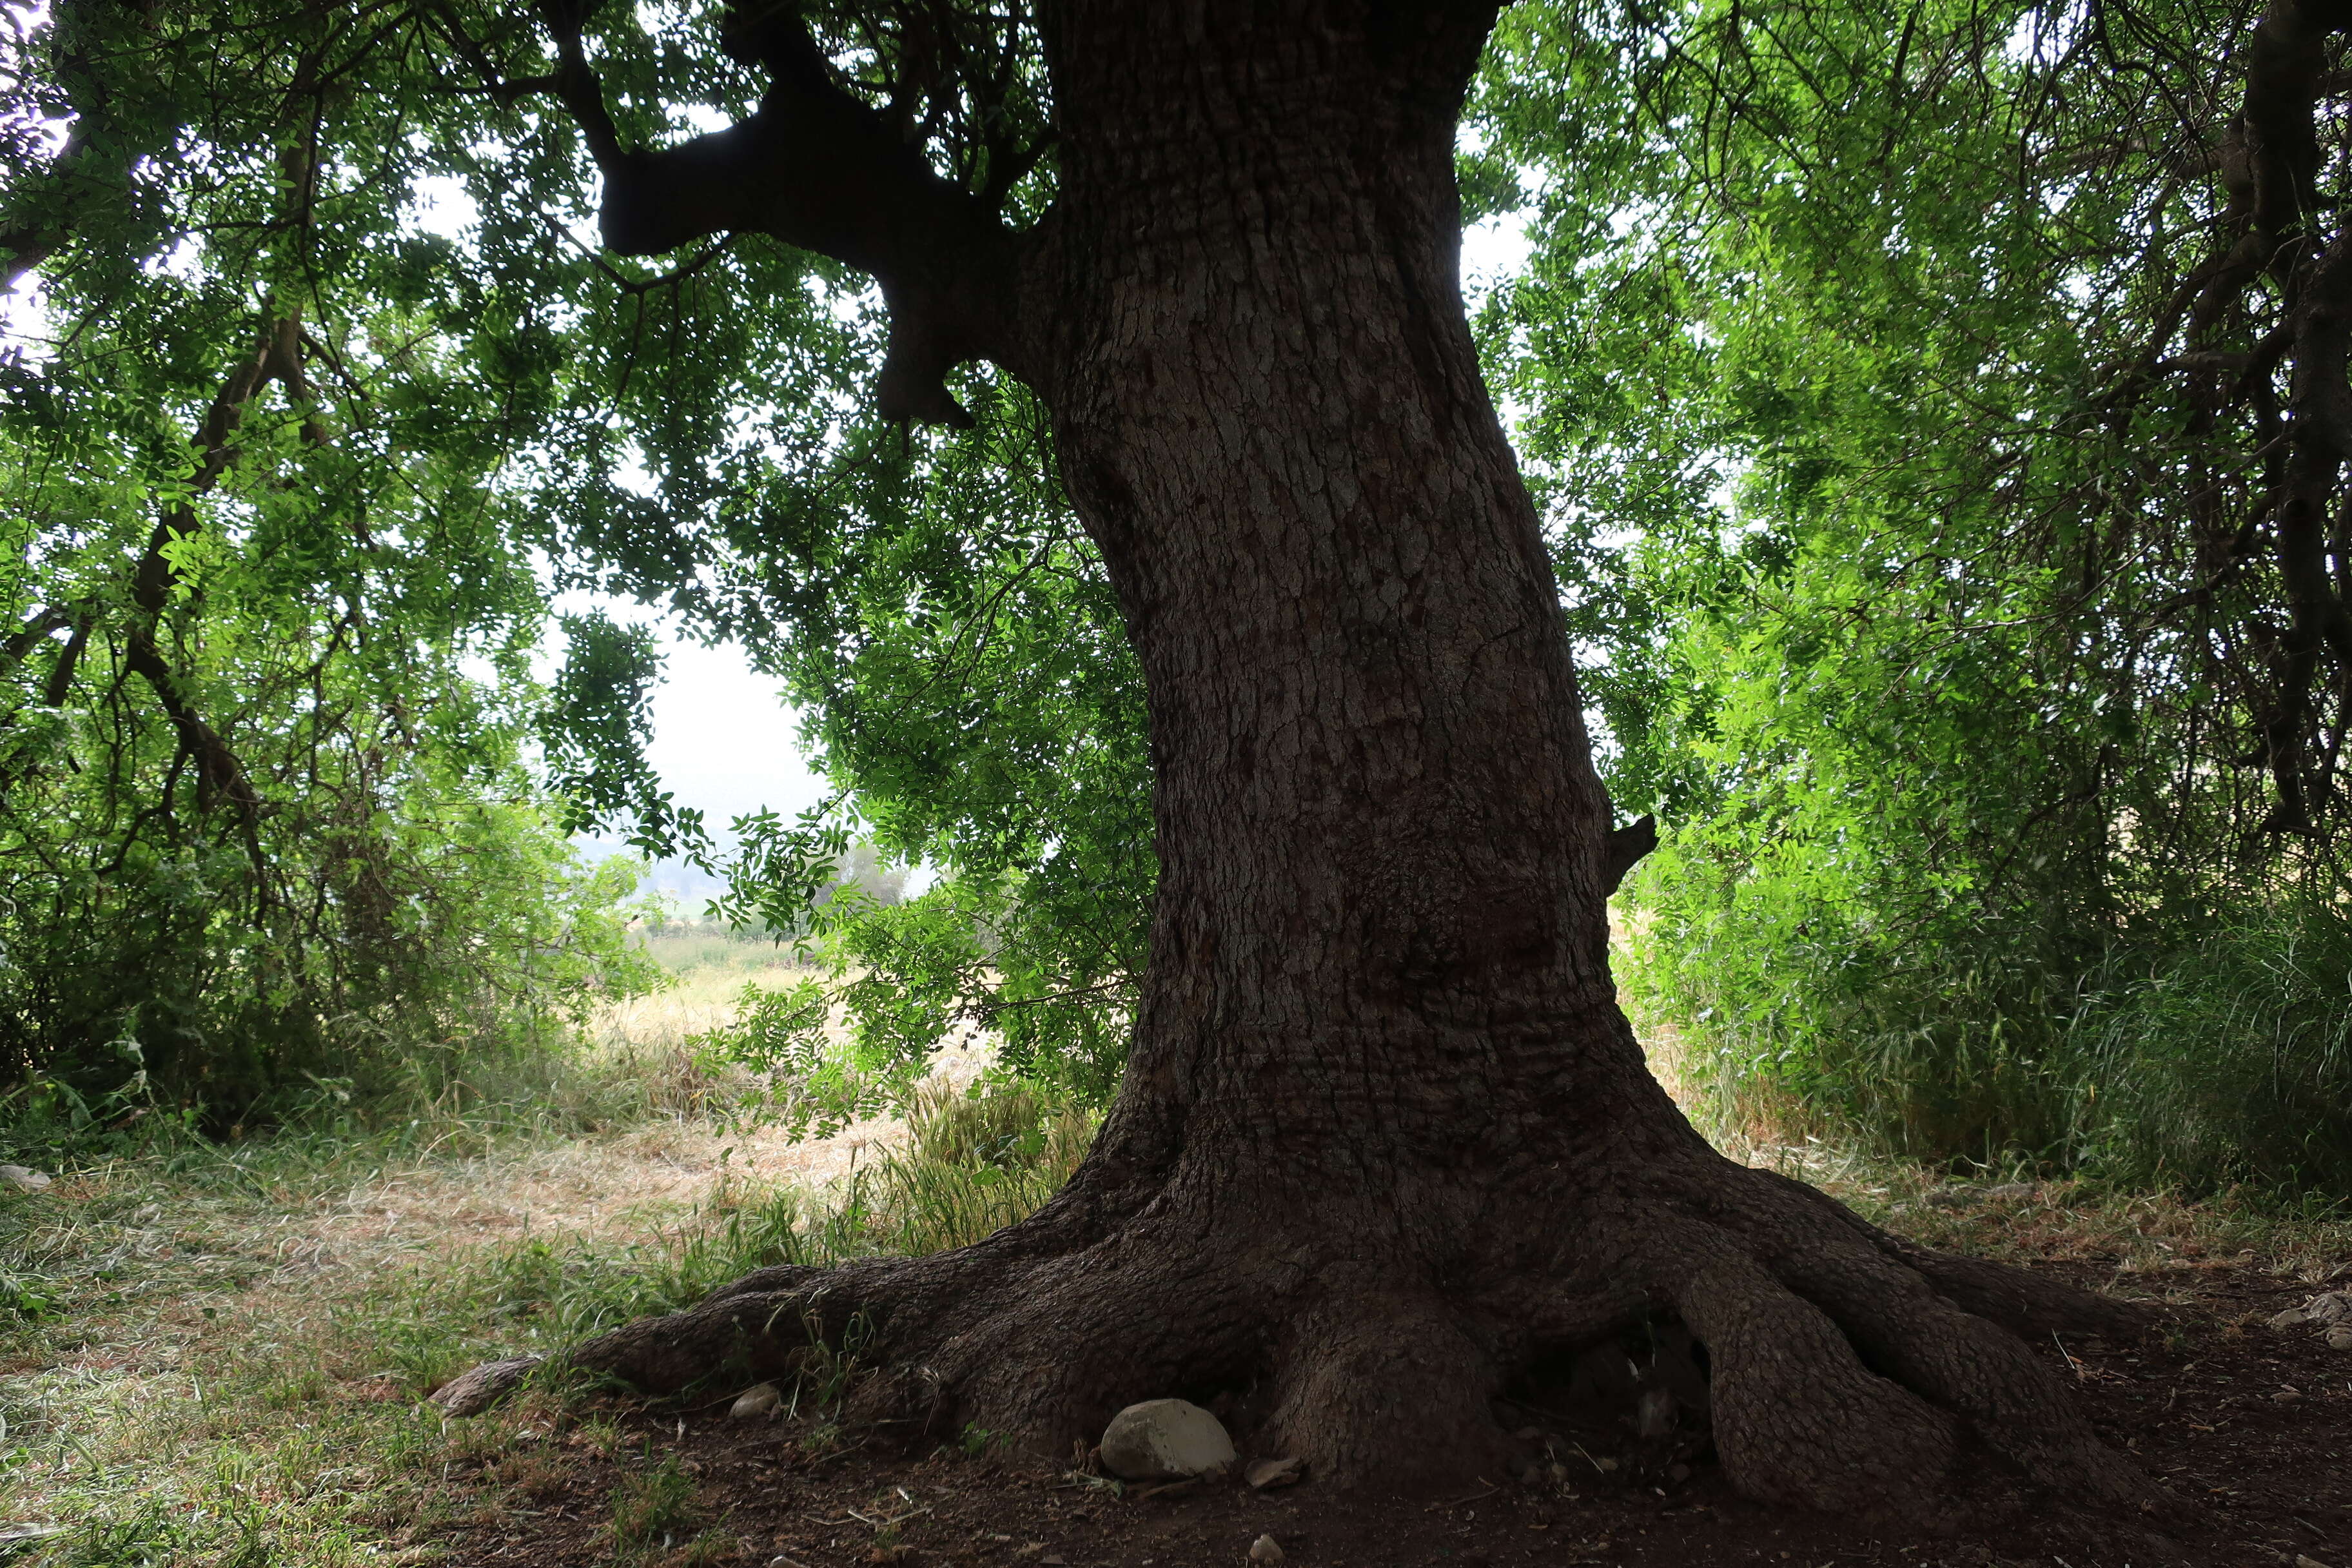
[2328,1325,2352,1351]
[2272,1385,2303,1402]
[2295,1556,2333,1568]
[1099,1398,1235,1480]
[0,1165,51,1192]
[730,1382,783,1419]
[1547,1461,1571,1484]
[1248,1535,1284,1564]
[2275,1291,2352,1329]
[1245,1455,1303,1489]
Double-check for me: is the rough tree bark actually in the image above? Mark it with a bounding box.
[438,0,2153,1519]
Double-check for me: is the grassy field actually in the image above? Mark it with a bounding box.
[0,928,1093,1566]
[1,952,2344,1565]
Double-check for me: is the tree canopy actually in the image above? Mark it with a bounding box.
[12,0,2325,1516]
[3,0,2347,1192]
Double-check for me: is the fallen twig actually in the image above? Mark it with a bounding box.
[1130,1478,1200,1501]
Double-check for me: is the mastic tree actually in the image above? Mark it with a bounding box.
[7,0,2155,1518]
[0,0,668,1112]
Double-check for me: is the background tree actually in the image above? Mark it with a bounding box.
[1473,0,2352,1194]
[0,0,663,1124]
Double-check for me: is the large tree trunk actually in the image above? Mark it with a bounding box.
[438,0,2153,1521]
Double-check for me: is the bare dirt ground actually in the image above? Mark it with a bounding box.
[403,997,2351,1568]
[421,1253,2351,1568]
[10,961,2344,1568]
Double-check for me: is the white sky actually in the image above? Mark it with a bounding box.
[553,598,827,902]
[632,632,827,825]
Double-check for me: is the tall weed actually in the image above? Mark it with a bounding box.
[1623,867,2352,1200]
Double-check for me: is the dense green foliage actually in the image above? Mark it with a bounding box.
[5,0,2347,1193]
[678,404,1150,1112]
[1475,0,2352,1191]
[0,0,669,1122]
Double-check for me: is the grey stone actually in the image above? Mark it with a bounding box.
[730,1382,783,1419]
[1248,1535,1284,1563]
[0,1166,51,1192]
[1245,1455,1302,1489]
[1098,1398,1235,1480]
[2271,1291,2352,1330]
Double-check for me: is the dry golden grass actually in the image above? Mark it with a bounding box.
[0,947,1021,1565]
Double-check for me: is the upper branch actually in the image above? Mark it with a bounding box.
[536,0,1028,427]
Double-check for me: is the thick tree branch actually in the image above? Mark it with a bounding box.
[0,125,91,293]
[39,614,90,709]
[0,606,75,676]
[2130,0,2352,831]
[533,0,1025,426]
[1601,814,1659,896]
[2278,226,2352,672]
[104,309,317,871]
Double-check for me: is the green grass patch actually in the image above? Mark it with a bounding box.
[0,1050,1093,1566]
[1620,880,2352,1202]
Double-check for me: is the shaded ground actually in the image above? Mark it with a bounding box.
[5,968,2344,1567]
[429,1258,2351,1568]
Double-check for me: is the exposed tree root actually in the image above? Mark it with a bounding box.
[431,1146,2159,1528]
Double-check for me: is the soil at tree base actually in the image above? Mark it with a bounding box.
[431,1260,2349,1567]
